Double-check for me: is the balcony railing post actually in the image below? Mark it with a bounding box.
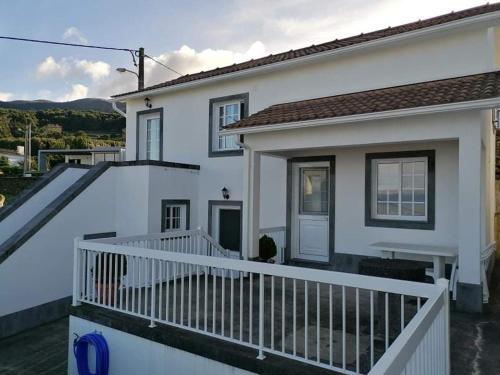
[149,258,157,328]
[257,273,265,360]
[438,278,450,375]
[72,237,81,307]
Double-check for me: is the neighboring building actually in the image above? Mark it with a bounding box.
[1,3,500,374]
[37,147,125,172]
[44,124,63,133]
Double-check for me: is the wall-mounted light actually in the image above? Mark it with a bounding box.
[221,187,230,200]
[144,97,152,108]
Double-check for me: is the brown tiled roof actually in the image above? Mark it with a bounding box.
[225,71,500,130]
[113,3,500,98]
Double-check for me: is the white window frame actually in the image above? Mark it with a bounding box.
[146,117,161,160]
[371,156,428,222]
[162,204,187,231]
[212,100,242,152]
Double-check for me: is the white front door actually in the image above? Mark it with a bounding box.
[292,162,330,262]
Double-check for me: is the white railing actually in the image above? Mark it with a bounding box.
[259,226,285,264]
[73,239,449,374]
[85,228,230,258]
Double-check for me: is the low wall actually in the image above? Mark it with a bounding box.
[69,316,256,375]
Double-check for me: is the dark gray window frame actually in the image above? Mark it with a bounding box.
[365,150,435,230]
[208,200,243,254]
[286,156,336,266]
[161,199,191,232]
[136,108,164,161]
[208,93,248,158]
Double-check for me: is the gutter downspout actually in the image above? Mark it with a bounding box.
[237,135,252,261]
[110,101,126,117]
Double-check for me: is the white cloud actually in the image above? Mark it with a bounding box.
[63,27,88,44]
[0,91,13,101]
[96,41,267,97]
[57,84,88,101]
[36,56,71,79]
[74,60,110,81]
[36,56,110,82]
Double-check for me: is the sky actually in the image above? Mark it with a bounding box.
[0,0,490,101]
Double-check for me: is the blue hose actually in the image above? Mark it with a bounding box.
[73,332,109,375]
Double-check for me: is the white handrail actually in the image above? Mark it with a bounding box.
[88,229,230,258]
[368,279,449,374]
[73,239,449,374]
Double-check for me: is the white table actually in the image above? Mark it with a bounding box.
[370,242,458,283]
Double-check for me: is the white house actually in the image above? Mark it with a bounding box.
[1,3,500,374]
[109,3,499,313]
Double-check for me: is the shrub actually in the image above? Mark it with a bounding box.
[259,235,277,261]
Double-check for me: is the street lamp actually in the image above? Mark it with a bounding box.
[116,67,139,78]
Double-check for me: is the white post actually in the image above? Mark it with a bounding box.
[437,278,450,375]
[457,131,482,310]
[243,149,261,260]
[149,258,157,328]
[257,273,265,360]
[72,237,81,306]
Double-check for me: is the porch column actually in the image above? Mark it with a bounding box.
[457,133,483,312]
[242,149,261,260]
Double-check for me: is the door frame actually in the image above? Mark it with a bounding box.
[208,200,243,255]
[286,156,335,265]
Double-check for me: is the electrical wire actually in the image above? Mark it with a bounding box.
[144,54,182,76]
[0,35,136,52]
[0,35,182,77]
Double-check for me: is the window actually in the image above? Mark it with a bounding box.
[146,118,161,160]
[217,103,240,150]
[365,151,435,230]
[373,158,427,220]
[209,94,248,157]
[161,200,190,232]
[300,168,329,214]
[163,205,181,230]
[136,109,163,161]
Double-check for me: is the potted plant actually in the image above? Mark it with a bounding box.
[259,235,277,263]
[94,253,127,305]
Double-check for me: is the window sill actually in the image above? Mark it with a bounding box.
[208,149,244,158]
[365,217,434,230]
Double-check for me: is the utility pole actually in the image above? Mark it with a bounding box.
[138,47,144,90]
[23,123,32,177]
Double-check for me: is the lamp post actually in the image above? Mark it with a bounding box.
[116,47,144,90]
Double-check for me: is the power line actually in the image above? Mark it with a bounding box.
[0,35,136,52]
[145,55,182,76]
[0,34,183,80]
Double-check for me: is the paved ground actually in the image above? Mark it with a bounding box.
[450,263,500,375]
[0,265,499,374]
[0,317,68,375]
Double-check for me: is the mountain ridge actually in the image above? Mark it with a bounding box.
[0,98,125,113]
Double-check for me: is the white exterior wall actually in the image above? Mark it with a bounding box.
[245,110,485,285]
[0,168,117,317]
[124,24,495,237]
[0,165,198,317]
[147,166,200,232]
[69,316,256,375]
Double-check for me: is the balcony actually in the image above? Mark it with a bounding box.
[72,230,450,374]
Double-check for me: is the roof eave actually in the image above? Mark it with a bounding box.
[111,10,500,101]
[221,97,500,135]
